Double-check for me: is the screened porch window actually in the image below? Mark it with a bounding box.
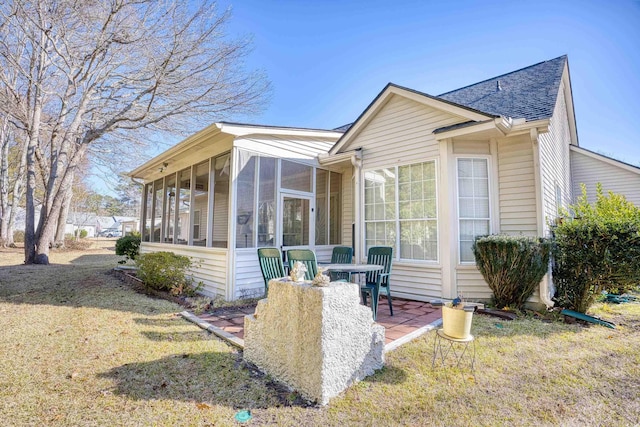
[281,160,312,192]
[211,154,230,248]
[139,153,230,247]
[457,158,490,263]
[162,175,176,243]
[143,184,153,242]
[192,161,209,246]
[257,157,276,247]
[315,169,342,245]
[176,167,191,245]
[152,178,163,242]
[233,151,341,249]
[364,160,438,261]
[236,154,257,248]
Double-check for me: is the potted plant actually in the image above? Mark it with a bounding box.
[441,296,474,339]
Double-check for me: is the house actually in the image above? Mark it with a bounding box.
[128,55,640,305]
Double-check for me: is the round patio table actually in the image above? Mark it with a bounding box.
[319,263,383,276]
[319,263,383,288]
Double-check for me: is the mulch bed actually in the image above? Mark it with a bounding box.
[111,268,196,309]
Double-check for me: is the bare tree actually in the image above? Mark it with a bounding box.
[0,0,270,264]
[0,114,28,247]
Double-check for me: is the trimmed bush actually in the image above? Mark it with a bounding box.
[552,184,640,313]
[473,234,550,309]
[135,251,201,296]
[115,234,141,264]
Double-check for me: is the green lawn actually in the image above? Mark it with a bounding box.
[0,242,638,426]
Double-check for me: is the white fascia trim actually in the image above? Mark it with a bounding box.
[434,119,504,141]
[129,122,343,179]
[510,119,550,135]
[330,85,494,155]
[434,117,511,140]
[318,149,361,166]
[218,122,343,139]
[570,145,640,175]
[128,123,224,178]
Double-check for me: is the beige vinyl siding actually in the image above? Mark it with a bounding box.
[570,148,640,206]
[455,266,492,300]
[344,94,468,300]
[389,264,443,301]
[344,94,467,169]
[453,140,490,155]
[140,243,227,297]
[497,135,538,235]
[538,82,573,234]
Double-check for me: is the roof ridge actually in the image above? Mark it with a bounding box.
[437,55,567,97]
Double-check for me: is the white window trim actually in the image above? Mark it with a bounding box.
[362,158,440,264]
[455,156,493,265]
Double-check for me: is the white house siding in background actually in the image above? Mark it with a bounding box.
[570,146,640,206]
[538,80,574,234]
[341,94,469,301]
[140,243,227,297]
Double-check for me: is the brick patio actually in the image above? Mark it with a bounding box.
[192,298,442,350]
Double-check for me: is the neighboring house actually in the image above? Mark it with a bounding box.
[128,55,638,305]
[569,146,640,205]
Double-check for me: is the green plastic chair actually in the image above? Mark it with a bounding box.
[257,248,285,295]
[360,246,394,320]
[330,246,353,282]
[287,249,318,281]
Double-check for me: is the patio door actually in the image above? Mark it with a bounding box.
[280,194,314,252]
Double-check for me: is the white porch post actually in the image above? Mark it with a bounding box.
[439,138,456,299]
[226,146,239,300]
[351,154,363,262]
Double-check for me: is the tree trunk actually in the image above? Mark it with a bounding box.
[0,117,9,247]
[24,131,39,263]
[34,144,88,263]
[55,186,73,247]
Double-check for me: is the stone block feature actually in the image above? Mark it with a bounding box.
[243,279,385,405]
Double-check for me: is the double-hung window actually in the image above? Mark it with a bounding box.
[457,158,490,262]
[364,160,438,261]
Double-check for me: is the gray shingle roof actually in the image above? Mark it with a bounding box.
[437,55,567,121]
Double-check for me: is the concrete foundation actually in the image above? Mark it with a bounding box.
[243,278,385,405]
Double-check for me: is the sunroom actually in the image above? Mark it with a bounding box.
[129,122,348,299]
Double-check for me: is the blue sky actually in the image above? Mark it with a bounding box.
[221,0,640,164]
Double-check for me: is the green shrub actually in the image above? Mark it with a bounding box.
[552,184,640,313]
[473,234,550,309]
[135,251,201,296]
[13,230,24,243]
[79,229,88,239]
[115,234,141,264]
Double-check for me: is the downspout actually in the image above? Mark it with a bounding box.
[531,128,555,308]
[350,149,362,262]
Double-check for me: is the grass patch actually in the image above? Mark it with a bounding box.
[0,243,638,426]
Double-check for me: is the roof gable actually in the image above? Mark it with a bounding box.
[330,83,495,154]
[438,56,567,121]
